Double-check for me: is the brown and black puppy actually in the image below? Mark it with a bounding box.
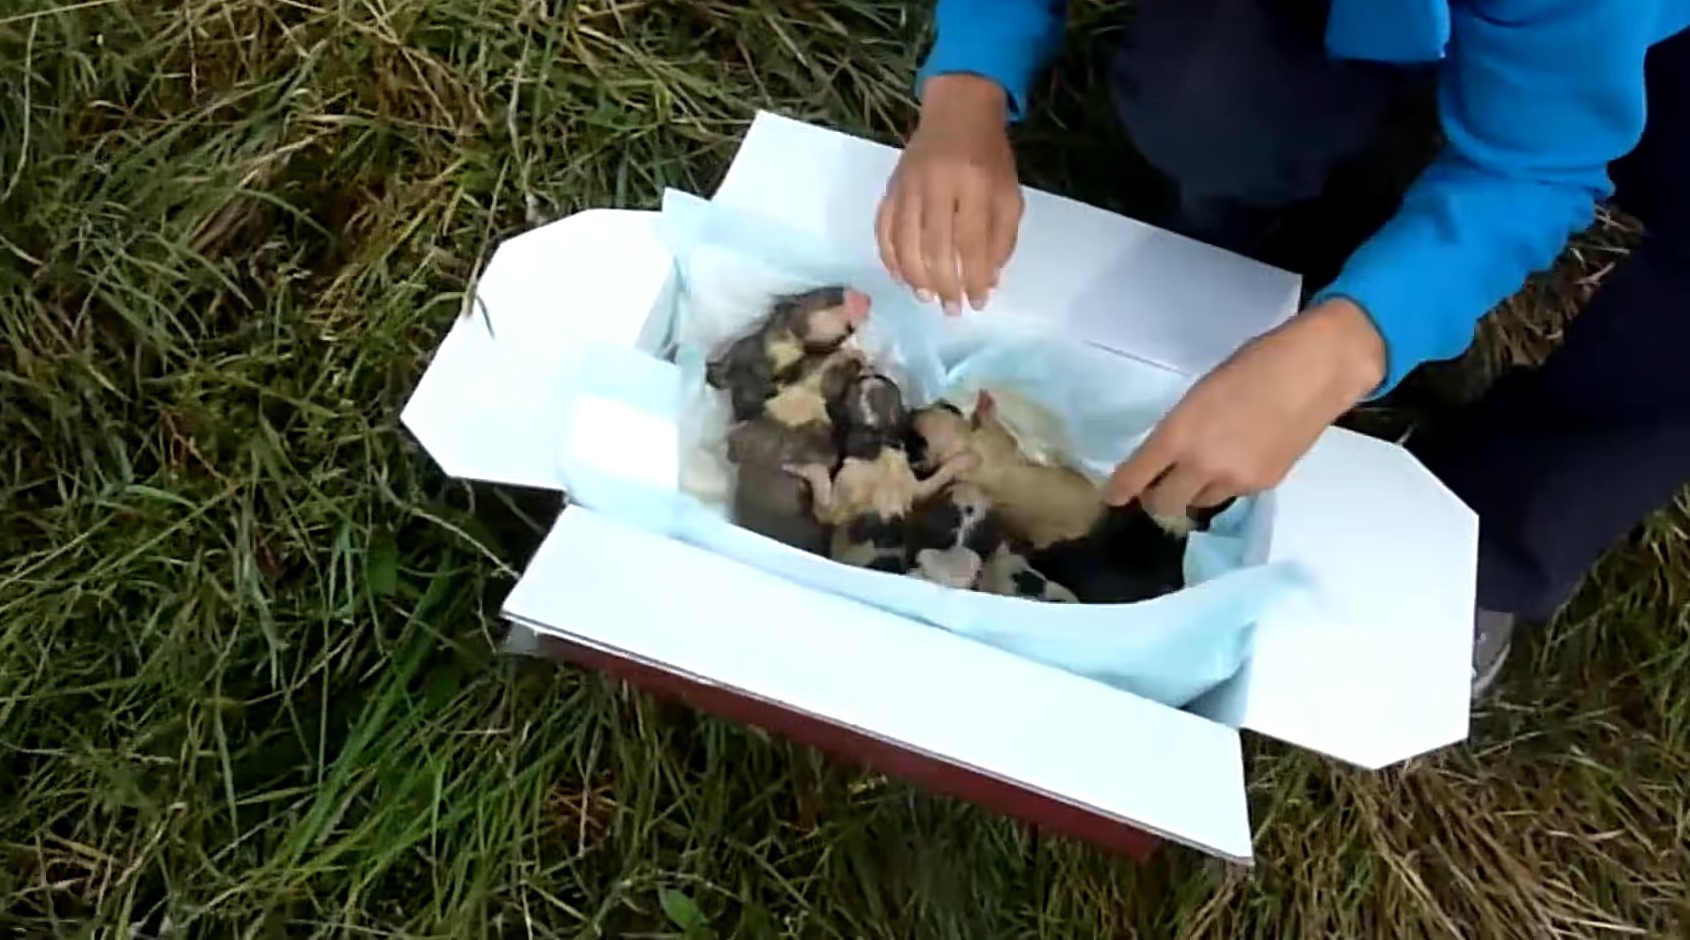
[705,285,871,421]
[723,347,866,553]
[787,372,978,574]
[906,482,1079,602]
[909,390,1230,603]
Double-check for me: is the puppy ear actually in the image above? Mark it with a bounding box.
[972,389,996,429]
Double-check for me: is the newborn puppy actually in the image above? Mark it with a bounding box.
[724,347,866,553]
[909,390,1226,603]
[788,373,977,573]
[1028,505,1186,602]
[705,285,871,421]
[908,391,1109,546]
[907,482,1078,601]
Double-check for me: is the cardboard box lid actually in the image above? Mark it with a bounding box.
[402,208,674,492]
[1190,430,1478,770]
[400,110,1479,861]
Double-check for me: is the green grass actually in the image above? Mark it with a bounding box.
[2,0,1687,936]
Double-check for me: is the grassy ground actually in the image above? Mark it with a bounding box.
[2,0,1687,936]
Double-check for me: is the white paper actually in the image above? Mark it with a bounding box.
[505,505,1258,862]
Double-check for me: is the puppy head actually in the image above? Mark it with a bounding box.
[843,371,907,434]
[960,387,1029,457]
[772,285,871,349]
[812,348,868,405]
[909,402,972,467]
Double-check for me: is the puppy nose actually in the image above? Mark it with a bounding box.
[842,288,871,325]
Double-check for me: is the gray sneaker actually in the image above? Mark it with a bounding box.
[1472,610,1515,699]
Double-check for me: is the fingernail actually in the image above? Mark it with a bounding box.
[942,300,960,317]
[916,289,935,304]
[969,292,987,311]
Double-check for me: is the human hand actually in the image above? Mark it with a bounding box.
[1103,299,1388,515]
[876,73,1023,315]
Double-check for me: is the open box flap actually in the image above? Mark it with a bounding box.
[400,209,674,491]
[506,505,1258,863]
[1188,428,1479,768]
[711,111,1303,378]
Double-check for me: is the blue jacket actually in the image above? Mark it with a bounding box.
[919,0,1690,394]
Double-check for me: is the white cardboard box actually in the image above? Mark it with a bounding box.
[401,111,1479,865]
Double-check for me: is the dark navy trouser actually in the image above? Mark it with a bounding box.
[1107,1,1690,620]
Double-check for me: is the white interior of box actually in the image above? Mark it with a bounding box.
[503,506,1255,859]
[401,111,1480,863]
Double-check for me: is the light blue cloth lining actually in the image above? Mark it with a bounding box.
[547,189,1315,709]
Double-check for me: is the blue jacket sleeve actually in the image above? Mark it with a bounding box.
[916,0,1067,120]
[1312,0,1657,396]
